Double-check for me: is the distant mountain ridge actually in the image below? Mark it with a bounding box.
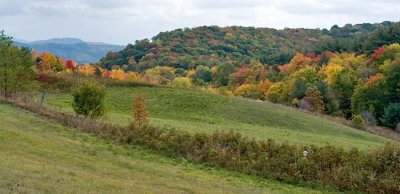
[14,38,124,64]
[30,38,85,45]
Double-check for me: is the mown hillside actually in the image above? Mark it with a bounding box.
[0,102,337,194]
[99,22,400,71]
[43,85,395,151]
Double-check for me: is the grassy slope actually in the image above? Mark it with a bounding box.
[44,86,396,151]
[0,102,338,193]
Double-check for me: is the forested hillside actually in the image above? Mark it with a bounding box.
[100,22,400,71]
[93,22,400,130]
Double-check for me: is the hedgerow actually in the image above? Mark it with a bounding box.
[122,125,400,193]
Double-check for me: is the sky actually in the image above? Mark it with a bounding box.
[1,0,399,45]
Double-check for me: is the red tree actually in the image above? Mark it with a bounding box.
[103,70,111,78]
[65,59,76,70]
[369,47,385,62]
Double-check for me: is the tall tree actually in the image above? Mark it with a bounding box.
[0,31,12,97]
[0,31,35,97]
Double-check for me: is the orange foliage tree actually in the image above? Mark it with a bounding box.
[258,80,273,100]
[131,94,149,128]
[37,52,64,72]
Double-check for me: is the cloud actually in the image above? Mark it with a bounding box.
[0,0,399,44]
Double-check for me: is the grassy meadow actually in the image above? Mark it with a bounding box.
[0,102,342,193]
[42,86,396,151]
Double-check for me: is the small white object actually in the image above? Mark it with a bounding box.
[303,151,309,157]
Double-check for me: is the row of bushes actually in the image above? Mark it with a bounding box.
[2,96,399,193]
[122,125,400,193]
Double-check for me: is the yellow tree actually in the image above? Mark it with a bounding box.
[126,71,140,81]
[143,66,176,84]
[170,77,192,89]
[76,64,96,76]
[110,69,126,80]
[321,63,343,86]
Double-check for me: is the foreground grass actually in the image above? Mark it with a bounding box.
[0,103,338,193]
[44,86,396,151]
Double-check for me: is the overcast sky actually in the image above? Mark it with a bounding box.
[1,0,399,45]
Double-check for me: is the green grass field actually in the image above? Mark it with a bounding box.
[0,102,340,193]
[43,86,396,151]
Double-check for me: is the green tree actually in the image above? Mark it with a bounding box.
[215,61,235,86]
[72,82,106,118]
[382,59,400,102]
[351,75,389,119]
[192,65,212,85]
[316,81,340,115]
[286,67,318,100]
[331,68,357,118]
[380,103,400,130]
[0,31,14,97]
[0,31,35,97]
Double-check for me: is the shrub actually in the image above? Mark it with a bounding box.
[352,115,365,128]
[234,84,260,99]
[360,111,377,126]
[332,110,344,117]
[380,103,400,129]
[126,72,140,81]
[131,94,149,128]
[217,88,233,96]
[72,81,106,118]
[291,98,300,107]
[169,77,192,89]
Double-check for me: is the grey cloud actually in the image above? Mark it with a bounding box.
[0,0,28,16]
[274,0,400,16]
[0,0,399,44]
[191,0,264,9]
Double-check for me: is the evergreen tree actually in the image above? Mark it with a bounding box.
[0,31,35,97]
